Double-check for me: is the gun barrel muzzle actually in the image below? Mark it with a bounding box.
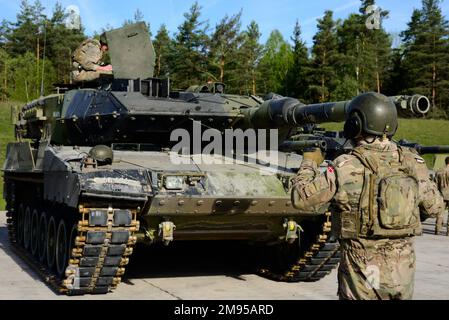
[410,95,431,115]
[392,95,430,116]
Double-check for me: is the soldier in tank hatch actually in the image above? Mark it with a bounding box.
[71,33,113,83]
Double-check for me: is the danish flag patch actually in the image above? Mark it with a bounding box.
[327,166,334,174]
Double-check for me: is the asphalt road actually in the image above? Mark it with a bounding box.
[0,213,448,300]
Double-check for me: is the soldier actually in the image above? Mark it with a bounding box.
[434,156,449,236]
[71,34,112,82]
[291,92,444,300]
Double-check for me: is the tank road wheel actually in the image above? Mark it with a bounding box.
[30,210,39,256]
[17,205,24,245]
[37,213,48,264]
[56,219,68,277]
[46,217,57,270]
[67,224,77,265]
[23,207,32,251]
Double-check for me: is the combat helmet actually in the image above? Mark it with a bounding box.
[89,145,114,165]
[344,92,398,139]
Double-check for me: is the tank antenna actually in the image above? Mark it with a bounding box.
[40,22,47,98]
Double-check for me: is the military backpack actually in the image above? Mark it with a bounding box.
[351,146,422,239]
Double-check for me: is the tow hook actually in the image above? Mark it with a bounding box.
[158,221,176,246]
[283,219,303,244]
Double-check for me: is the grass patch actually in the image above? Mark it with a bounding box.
[322,118,449,166]
[0,101,21,210]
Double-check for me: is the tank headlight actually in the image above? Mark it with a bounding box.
[165,176,184,190]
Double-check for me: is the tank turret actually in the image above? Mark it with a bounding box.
[15,89,429,148]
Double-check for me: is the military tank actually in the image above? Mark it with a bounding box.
[2,22,431,295]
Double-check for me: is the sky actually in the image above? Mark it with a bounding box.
[1,0,449,46]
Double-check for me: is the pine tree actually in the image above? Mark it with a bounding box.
[171,2,210,89]
[0,20,8,47]
[237,21,263,95]
[383,48,404,96]
[3,0,48,96]
[331,76,359,101]
[7,51,55,101]
[6,0,46,56]
[46,2,85,83]
[401,0,449,114]
[209,12,242,86]
[258,30,293,95]
[336,14,359,94]
[366,6,392,93]
[286,21,310,100]
[309,11,339,102]
[153,24,172,78]
[337,0,391,94]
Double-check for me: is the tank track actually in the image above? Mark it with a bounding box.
[258,212,341,282]
[6,204,139,295]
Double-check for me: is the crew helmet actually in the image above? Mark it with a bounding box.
[89,145,113,165]
[343,92,398,139]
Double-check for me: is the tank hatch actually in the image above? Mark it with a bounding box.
[104,22,155,80]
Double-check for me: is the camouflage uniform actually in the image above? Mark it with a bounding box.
[292,139,444,300]
[72,39,108,82]
[434,166,449,235]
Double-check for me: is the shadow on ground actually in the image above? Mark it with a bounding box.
[124,241,260,281]
[2,217,448,285]
[0,226,45,283]
[0,223,261,283]
[421,218,448,236]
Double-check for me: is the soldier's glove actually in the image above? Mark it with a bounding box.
[303,148,325,165]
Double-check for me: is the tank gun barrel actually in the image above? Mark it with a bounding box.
[242,95,430,129]
[398,140,449,155]
[279,140,327,152]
